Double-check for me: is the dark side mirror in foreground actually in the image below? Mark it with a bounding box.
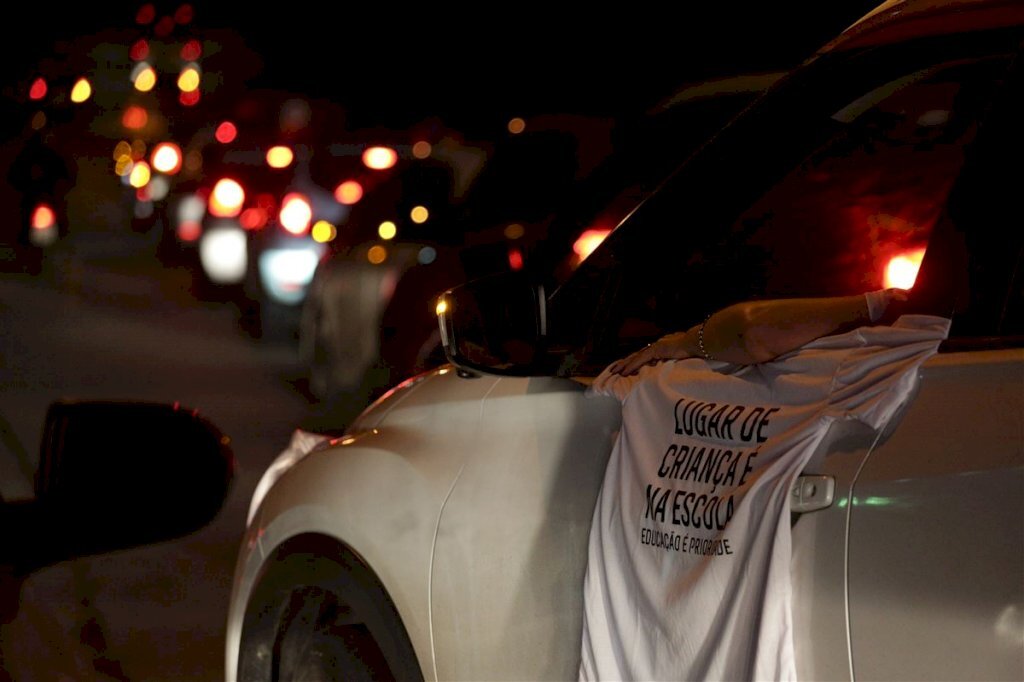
[437,271,551,377]
[0,400,235,576]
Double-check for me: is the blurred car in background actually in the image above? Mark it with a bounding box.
[226,2,1024,679]
[296,135,486,420]
[3,128,75,275]
[299,75,780,428]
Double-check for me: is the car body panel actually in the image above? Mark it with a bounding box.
[431,376,621,680]
[227,368,503,680]
[823,0,1024,54]
[848,347,1024,681]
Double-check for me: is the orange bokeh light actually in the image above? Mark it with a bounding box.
[884,248,927,289]
[334,180,363,205]
[279,193,312,234]
[31,204,55,229]
[362,146,397,170]
[209,178,245,217]
[151,142,183,174]
[573,228,612,261]
[122,105,149,130]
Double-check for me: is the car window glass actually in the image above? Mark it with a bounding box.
[548,37,1017,376]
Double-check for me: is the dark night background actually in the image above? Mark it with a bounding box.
[4,2,883,133]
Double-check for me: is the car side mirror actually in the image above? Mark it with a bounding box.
[437,271,553,377]
[0,400,235,576]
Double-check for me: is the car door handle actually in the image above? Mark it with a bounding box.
[791,475,835,513]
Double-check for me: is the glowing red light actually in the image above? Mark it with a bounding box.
[174,3,194,24]
[508,247,524,271]
[215,121,237,144]
[180,38,202,61]
[179,89,200,107]
[122,105,148,130]
[129,39,149,61]
[256,193,276,212]
[31,203,55,229]
[177,220,201,242]
[279,193,312,235]
[136,3,156,24]
[29,77,47,101]
[240,207,268,230]
[136,186,151,201]
[155,16,175,37]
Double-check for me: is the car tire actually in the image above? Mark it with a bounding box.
[237,538,422,682]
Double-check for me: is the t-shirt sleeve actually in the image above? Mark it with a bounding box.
[587,361,648,402]
[825,314,951,429]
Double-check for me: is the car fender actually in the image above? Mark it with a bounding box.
[227,368,502,680]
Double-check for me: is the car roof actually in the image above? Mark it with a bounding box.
[820,0,1024,54]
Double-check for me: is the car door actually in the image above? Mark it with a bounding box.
[430,374,623,680]
[842,47,1024,681]
[433,20,1023,682]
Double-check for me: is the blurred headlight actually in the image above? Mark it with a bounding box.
[258,244,324,305]
[199,223,247,284]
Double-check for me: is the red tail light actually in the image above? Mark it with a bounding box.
[279,193,312,235]
[31,203,56,229]
[884,248,926,289]
[209,178,245,217]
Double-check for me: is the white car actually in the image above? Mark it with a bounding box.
[226,2,1024,679]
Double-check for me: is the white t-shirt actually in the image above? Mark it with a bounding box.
[579,314,951,681]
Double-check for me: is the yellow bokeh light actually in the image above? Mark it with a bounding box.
[410,206,429,224]
[134,65,157,92]
[311,220,337,243]
[504,223,525,239]
[266,145,294,168]
[113,141,132,160]
[129,160,151,188]
[435,298,447,316]
[367,245,388,264]
[70,77,92,103]
[508,117,526,134]
[412,140,432,159]
[378,221,397,240]
[177,65,201,92]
